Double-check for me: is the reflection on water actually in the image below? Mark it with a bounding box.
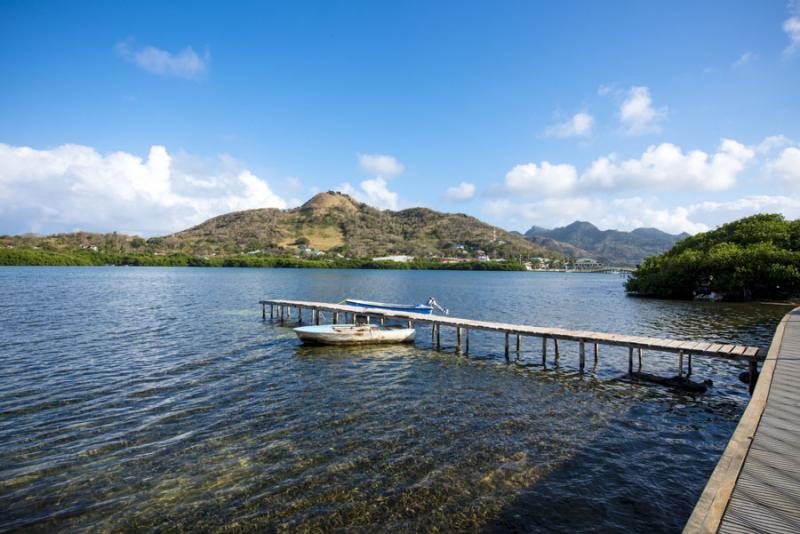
[0,268,789,532]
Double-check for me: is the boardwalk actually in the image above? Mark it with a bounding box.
[685,306,800,533]
[260,299,764,377]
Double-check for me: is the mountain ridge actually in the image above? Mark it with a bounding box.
[523,220,688,265]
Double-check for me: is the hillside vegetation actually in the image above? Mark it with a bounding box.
[625,214,800,300]
[525,221,687,265]
[1,192,549,262]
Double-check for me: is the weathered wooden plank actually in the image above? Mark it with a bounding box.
[260,299,763,361]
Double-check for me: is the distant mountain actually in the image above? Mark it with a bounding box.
[524,221,688,265]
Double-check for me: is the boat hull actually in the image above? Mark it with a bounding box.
[344,299,433,315]
[294,324,417,345]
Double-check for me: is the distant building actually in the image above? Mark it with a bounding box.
[574,258,602,270]
[477,254,490,262]
[372,255,414,262]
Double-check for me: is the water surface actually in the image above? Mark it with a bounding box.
[0,267,789,532]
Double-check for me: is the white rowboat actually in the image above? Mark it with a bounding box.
[293,324,416,345]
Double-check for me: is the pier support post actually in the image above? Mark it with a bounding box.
[432,323,436,346]
[554,338,560,363]
[516,335,521,359]
[594,343,599,365]
[687,353,693,376]
[287,306,291,320]
[315,310,320,325]
[638,348,643,371]
[436,324,441,349]
[748,359,758,395]
[280,306,285,322]
[298,306,303,323]
[678,350,684,376]
[270,304,274,320]
[262,302,266,321]
[504,333,510,361]
[542,336,547,367]
[456,327,462,352]
[628,346,633,374]
[579,340,585,371]
[465,329,469,354]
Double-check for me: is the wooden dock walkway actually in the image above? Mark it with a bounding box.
[685,306,800,533]
[259,299,764,379]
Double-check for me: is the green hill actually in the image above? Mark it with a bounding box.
[1,192,550,261]
[625,214,800,300]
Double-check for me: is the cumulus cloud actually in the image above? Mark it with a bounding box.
[358,154,404,177]
[784,16,800,57]
[690,195,800,217]
[115,40,208,79]
[0,143,285,235]
[766,146,800,186]
[544,112,595,138]
[582,139,754,191]
[618,86,667,135]
[444,181,476,202]
[483,196,708,235]
[503,162,578,196]
[339,178,399,210]
[340,153,405,210]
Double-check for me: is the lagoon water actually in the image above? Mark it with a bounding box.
[0,267,789,532]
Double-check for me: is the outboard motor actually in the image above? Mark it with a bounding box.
[426,297,449,316]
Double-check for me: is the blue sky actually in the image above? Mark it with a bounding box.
[1,0,799,236]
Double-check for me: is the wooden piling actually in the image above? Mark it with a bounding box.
[628,346,634,374]
[298,306,303,323]
[504,333,510,361]
[579,340,586,370]
[262,302,266,320]
[554,338,560,362]
[280,306,285,321]
[542,336,548,367]
[679,350,684,376]
[516,335,521,357]
[687,353,693,376]
[594,343,599,365]
[465,329,470,354]
[638,348,643,371]
[270,304,274,320]
[456,327,462,352]
[436,324,441,348]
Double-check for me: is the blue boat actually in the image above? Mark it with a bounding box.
[345,298,447,315]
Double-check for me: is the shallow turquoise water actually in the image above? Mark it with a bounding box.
[0,267,789,532]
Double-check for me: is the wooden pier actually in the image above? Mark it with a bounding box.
[684,306,800,533]
[259,299,764,381]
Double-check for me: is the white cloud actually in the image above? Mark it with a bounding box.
[689,195,800,217]
[784,16,800,57]
[544,112,595,138]
[618,86,667,135]
[581,139,754,191]
[444,181,476,202]
[503,162,578,196]
[358,154,404,176]
[755,135,793,154]
[339,178,399,210]
[115,40,208,79]
[597,84,613,96]
[0,143,285,235]
[766,146,800,186]
[483,196,707,235]
[733,51,758,67]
